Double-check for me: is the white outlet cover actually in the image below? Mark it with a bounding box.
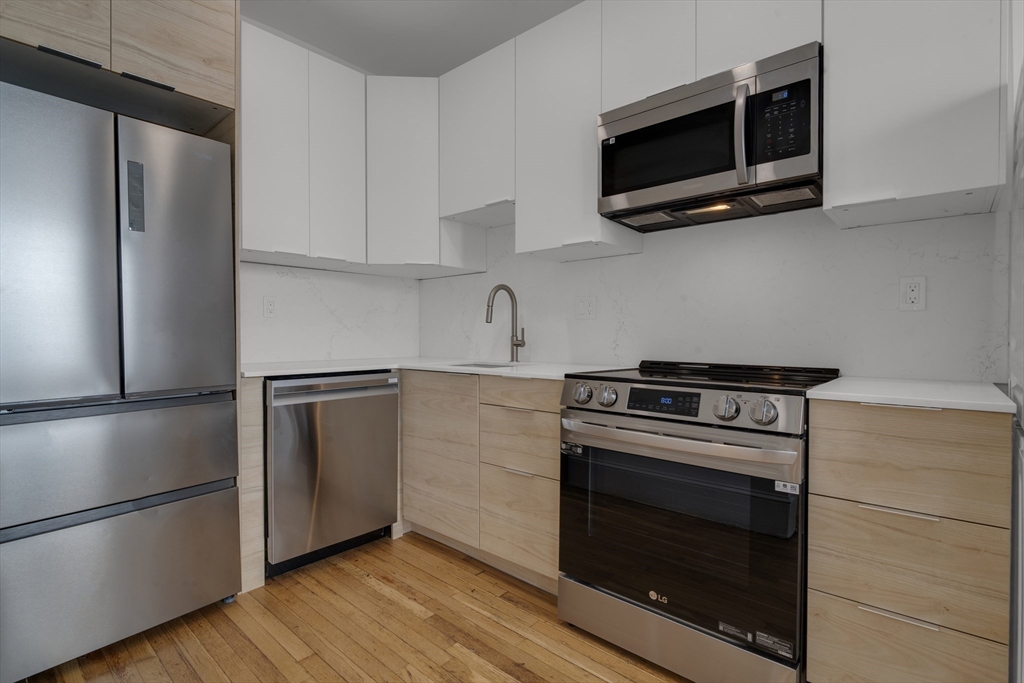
[898,276,926,311]
[575,296,596,320]
[263,296,276,318]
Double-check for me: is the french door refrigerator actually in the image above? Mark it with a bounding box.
[0,82,239,682]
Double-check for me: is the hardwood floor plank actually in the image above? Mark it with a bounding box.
[28,668,59,683]
[121,634,172,683]
[32,535,691,683]
[198,604,288,683]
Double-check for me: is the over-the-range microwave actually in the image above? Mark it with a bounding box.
[599,42,822,232]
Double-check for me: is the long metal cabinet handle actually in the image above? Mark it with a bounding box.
[856,605,939,632]
[734,83,750,185]
[560,418,798,466]
[499,466,535,478]
[37,44,103,68]
[859,402,942,411]
[272,384,397,407]
[857,504,941,522]
[120,72,176,92]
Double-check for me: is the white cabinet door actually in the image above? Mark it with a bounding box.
[240,22,309,256]
[309,52,366,263]
[439,39,515,225]
[695,0,821,80]
[515,0,642,261]
[823,0,1002,227]
[601,0,696,113]
[366,76,440,265]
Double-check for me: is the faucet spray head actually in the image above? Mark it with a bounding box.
[485,305,493,323]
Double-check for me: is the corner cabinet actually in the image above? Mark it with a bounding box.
[515,0,642,262]
[822,0,1007,228]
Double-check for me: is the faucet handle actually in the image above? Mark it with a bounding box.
[514,328,526,348]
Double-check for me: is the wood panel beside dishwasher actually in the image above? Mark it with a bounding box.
[806,396,1014,683]
[401,370,562,592]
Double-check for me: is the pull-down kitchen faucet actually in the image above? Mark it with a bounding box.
[485,284,526,362]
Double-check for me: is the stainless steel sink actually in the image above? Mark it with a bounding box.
[452,362,516,368]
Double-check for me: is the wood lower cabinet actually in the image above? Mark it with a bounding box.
[807,398,1012,683]
[401,371,480,547]
[111,0,235,107]
[479,375,562,413]
[0,0,111,66]
[479,463,559,578]
[480,404,560,479]
[807,590,1007,683]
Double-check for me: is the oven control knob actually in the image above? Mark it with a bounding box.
[750,397,779,425]
[598,385,618,407]
[573,383,594,405]
[712,395,739,421]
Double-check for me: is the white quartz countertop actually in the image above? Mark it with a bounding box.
[240,357,620,381]
[806,376,1017,413]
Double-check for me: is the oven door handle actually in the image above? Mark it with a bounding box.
[560,418,800,467]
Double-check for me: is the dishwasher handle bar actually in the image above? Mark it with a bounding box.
[272,383,398,407]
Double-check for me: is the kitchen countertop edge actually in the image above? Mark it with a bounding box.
[807,376,1017,414]
[240,357,617,381]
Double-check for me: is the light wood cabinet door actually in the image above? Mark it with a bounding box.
[0,0,110,66]
[111,0,235,107]
[694,0,820,80]
[807,589,1007,683]
[480,463,559,578]
[808,495,1010,644]
[480,404,560,480]
[808,400,1012,528]
[601,0,695,112]
[479,375,562,413]
[401,371,480,547]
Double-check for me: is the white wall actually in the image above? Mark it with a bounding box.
[239,262,419,363]
[420,209,1009,382]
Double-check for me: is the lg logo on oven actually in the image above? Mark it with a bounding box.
[648,591,668,604]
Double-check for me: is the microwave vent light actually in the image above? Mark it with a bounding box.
[684,203,732,215]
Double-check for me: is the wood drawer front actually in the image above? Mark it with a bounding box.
[808,400,1011,528]
[807,589,1007,683]
[808,495,1010,643]
[479,463,558,578]
[402,449,479,548]
[479,375,562,413]
[480,404,560,479]
[111,0,235,107]
[402,370,479,465]
[0,0,111,66]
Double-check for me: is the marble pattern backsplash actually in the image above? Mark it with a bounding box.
[420,209,1009,382]
[240,262,419,363]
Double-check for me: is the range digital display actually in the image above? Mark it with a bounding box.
[627,388,700,417]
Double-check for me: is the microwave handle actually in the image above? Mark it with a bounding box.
[734,83,750,185]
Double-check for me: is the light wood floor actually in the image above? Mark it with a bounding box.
[27,533,688,683]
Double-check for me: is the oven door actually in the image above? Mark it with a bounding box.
[559,409,805,666]
[598,78,755,216]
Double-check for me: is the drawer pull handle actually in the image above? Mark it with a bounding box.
[857,605,939,631]
[37,45,102,68]
[500,466,535,478]
[859,402,942,411]
[857,504,941,522]
[121,72,176,92]
[500,406,533,414]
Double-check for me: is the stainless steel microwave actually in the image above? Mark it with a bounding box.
[598,42,822,232]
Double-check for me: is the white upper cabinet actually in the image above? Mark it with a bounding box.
[823,0,1004,228]
[515,0,642,261]
[439,39,515,227]
[240,22,309,256]
[367,76,486,275]
[695,0,821,79]
[601,0,696,113]
[309,51,366,263]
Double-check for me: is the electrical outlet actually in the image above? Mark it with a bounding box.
[263,296,276,318]
[899,277,926,311]
[576,296,596,320]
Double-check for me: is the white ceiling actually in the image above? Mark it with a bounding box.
[240,0,583,77]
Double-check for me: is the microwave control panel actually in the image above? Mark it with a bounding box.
[753,78,812,163]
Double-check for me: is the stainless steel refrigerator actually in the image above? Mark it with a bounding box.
[0,82,240,682]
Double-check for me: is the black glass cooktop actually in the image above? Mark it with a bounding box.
[568,361,840,391]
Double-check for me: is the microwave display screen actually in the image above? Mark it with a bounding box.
[627,388,700,417]
[754,79,812,163]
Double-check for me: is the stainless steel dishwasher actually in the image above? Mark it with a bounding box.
[265,372,398,575]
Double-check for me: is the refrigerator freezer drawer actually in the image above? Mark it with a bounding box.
[117,116,236,397]
[0,397,237,529]
[0,82,121,408]
[0,487,241,683]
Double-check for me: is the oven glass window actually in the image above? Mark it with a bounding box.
[560,446,802,664]
[601,99,754,198]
